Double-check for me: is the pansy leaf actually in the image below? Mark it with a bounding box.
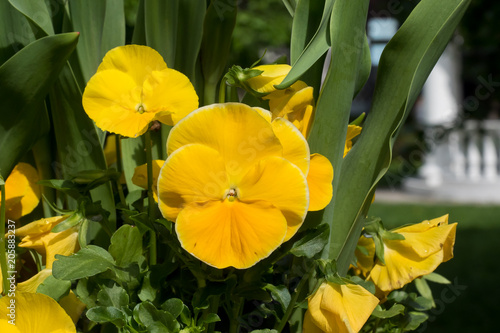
[161,299,184,319]
[264,284,291,312]
[52,245,115,280]
[97,283,129,308]
[36,275,71,302]
[371,304,405,319]
[108,224,144,268]
[423,272,451,284]
[289,223,329,258]
[86,306,127,327]
[403,311,429,331]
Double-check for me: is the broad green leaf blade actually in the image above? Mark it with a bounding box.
[331,0,471,275]
[49,63,116,233]
[53,245,115,280]
[305,0,370,258]
[354,35,371,97]
[86,306,127,327]
[37,274,71,301]
[0,0,35,65]
[290,0,326,98]
[132,0,146,44]
[201,0,237,105]
[8,0,54,36]
[275,0,333,89]
[68,0,125,83]
[144,0,179,67]
[108,225,144,267]
[0,33,78,177]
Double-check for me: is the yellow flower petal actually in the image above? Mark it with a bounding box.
[82,69,156,137]
[176,200,287,269]
[104,134,118,166]
[132,159,165,202]
[0,292,76,333]
[1,162,40,220]
[353,235,376,277]
[59,291,86,324]
[167,103,283,177]
[142,69,199,125]
[158,144,230,221]
[271,118,310,175]
[0,319,21,333]
[17,269,52,293]
[305,281,379,333]
[96,44,167,85]
[307,154,334,211]
[238,156,309,241]
[344,125,362,157]
[246,64,292,94]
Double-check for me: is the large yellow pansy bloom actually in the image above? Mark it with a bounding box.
[157,103,333,269]
[16,215,79,269]
[0,291,76,332]
[356,215,457,295]
[303,281,379,333]
[1,162,40,220]
[82,45,199,137]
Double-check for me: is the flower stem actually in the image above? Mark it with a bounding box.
[229,297,244,333]
[275,270,312,332]
[0,182,9,294]
[145,130,157,265]
[218,79,227,103]
[114,135,126,207]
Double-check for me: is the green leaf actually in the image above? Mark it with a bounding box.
[86,306,127,327]
[251,330,278,333]
[0,0,35,65]
[0,33,78,177]
[414,277,435,307]
[134,301,180,332]
[38,179,81,199]
[76,278,98,308]
[161,299,184,319]
[403,311,429,331]
[405,293,434,311]
[97,283,129,308]
[8,0,54,36]
[423,272,451,284]
[108,224,144,267]
[371,304,405,319]
[354,35,371,97]
[199,313,221,325]
[51,212,84,233]
[52,245,115,280]
[328,0,471,275]
[36,275,71,301]
[275,0,333,89]
[264,284,291,312]
[289,223,329,258]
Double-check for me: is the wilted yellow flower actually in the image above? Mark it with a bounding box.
[356,215,457,295]
[132,159,165,201]
[16,215,80,269]
[1,162,40,220]
[82,45,199,137]
[0,291,76,332]
[157,103,333,269]
[303,281,379,333]
[344,125,362,157]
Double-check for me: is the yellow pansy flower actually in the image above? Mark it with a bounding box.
[356,215,457,295]
[0,291,76,332]
[303,281,379,333]
[157,103,333,269]
[82,45,199,138]
[344,125,362,157]
[132,159,165,201]
[1,162,40,221]
[16,215,79,269]
[246,64,292,94]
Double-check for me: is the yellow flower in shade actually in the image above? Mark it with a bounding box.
[356,215,457,295]
[344,125,362,157]
[16,215,80,269]
[104,134,118,166]
[1,162,40,220]
[132,159,165,201]
[303,281,379,333]
[157,103,333,269]
[82,45,199,138]
[0,291,76,332]
[246,64,292,94]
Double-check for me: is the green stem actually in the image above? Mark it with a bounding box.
[0,182,10,294]
[145,130,157,265]
[204,81,217,106]
[218,79,227,103]
[229,297,244,333]
[114,135,126,207]
[275,270,312,332]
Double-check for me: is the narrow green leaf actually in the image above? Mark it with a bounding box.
[0,0,35,65]
[144,0,178,66]
[415,277,435,307]
[275,0,333,89]
[371,304,405,319]
[8,0,54,36]
[108,224,144,267]
[423,272,451,284]
[0,33,78,177]
[52,245,115,280]
[354,35,371,97]
[51,212,84,233]
[330,0,471,275]
[121,137,146,192]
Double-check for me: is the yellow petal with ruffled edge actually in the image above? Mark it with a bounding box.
[304,282,379,333]
[17,268,52,293]
[167,103,282,178]
[344,125,362,157]
[176,200,287,269]
[238,156,308,241]
[246,64,292,94]
[354,234,376,277]
[158,144,230,221]
[0,292,76,333]
[59,291,86,324]
[132,159,165,202]
[96,44,167,84]
[2,162,40,220]
[82,69,156,137]
[142,69,199,125]
[307,154,333,211]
